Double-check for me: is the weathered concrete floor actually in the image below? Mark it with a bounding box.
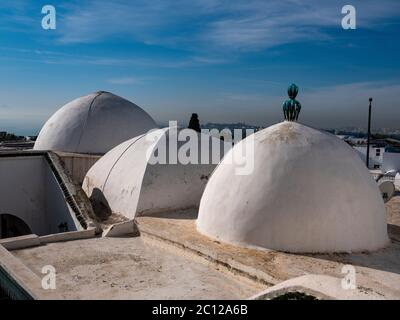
[136,199,400,299]
[12,237,261,300]
[10,196,400,300]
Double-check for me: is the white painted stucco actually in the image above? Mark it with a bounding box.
[34,91,157,154]
[354,146,383,169]
[83,127,230,220]
[0,156,81,236]
[197,121,389,253]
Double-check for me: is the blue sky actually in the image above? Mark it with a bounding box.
[0,0,399,135]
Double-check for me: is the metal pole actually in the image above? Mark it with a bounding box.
[366,97,372,168]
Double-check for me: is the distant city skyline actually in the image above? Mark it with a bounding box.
[1,0,400,135]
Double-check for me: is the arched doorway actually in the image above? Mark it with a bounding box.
[0,214,32,239]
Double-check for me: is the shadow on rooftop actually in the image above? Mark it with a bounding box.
[89,188,112,221]
[139,208,198,220]
[299,224,400,276]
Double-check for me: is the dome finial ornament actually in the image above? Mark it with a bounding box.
[283,83,301,121]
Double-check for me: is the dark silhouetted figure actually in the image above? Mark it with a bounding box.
[58,222,69,233]
[188,113,201,132]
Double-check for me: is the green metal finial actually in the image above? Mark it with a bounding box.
[283,83,301,121]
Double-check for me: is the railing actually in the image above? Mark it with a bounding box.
[44,152,88,229]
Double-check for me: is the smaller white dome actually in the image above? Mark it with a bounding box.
[34,91,157,154]
[83,127,230,220]
[197,122,389,253]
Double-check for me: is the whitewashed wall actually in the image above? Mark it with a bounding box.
[354,146,384,169]
[0,156,81,236]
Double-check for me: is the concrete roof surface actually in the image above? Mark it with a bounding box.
[4,194,400,300]
[12,236,261,300]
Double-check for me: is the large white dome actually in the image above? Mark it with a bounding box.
[34,91,157,154]
[197,121,389,253]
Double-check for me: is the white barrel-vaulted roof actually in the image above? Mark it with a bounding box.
[197,121,389,253]
[82,127,230,220]
[34,91,157,154]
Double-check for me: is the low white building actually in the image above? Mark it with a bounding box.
[354,144,400,173]
[354,144,385,169]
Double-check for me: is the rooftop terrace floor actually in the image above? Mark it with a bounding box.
[7,194,400,300]
[12,236,261,300]
[136,206,400,299]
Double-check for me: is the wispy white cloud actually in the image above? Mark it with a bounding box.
[0,2,37,33]
[3,1,399,64]
[42,54,230,68]
[55,0,400,51]
[0,46,229,68]
[107,77,141,85]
